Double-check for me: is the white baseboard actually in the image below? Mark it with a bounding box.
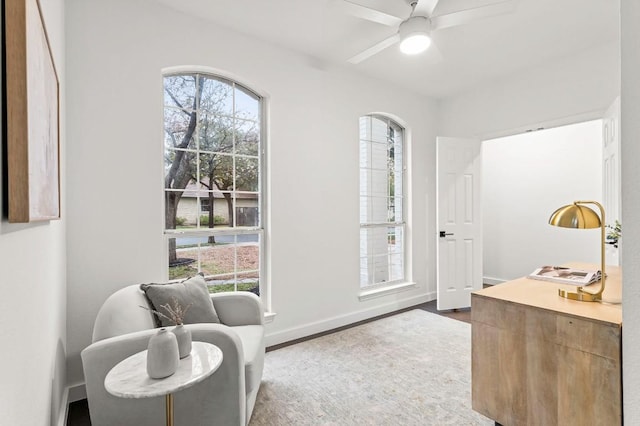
[483,276,506,286]
[265,292,434,347]
[59,382,87,426]
[68,382,87,403]
[57,386,69,426]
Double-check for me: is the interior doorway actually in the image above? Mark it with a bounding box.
[481,120,604,284]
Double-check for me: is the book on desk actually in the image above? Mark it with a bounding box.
[527,265,602,286]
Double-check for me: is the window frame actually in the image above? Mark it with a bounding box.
[161,69,267,301]
[358,114,408,291]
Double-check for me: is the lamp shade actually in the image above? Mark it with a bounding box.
[548,204,601,229]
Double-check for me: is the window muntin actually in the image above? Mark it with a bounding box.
[163,73,263,295]
[359,115,405,288]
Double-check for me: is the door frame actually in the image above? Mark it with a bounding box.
[435,109,614,307]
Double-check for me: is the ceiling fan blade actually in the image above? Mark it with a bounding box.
[412,0,441,18]
[348,33,401,64]
[342,0,404,27]
[431,0,516,31]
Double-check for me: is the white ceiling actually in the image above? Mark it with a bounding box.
[153,0,619,99]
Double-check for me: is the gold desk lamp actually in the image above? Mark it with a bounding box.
[548,201,605,302]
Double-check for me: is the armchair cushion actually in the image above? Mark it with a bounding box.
[232,325,265,394]
[140,274,220,327]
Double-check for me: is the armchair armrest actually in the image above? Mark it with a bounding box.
[82,324,247,426]
[211,291,264,326]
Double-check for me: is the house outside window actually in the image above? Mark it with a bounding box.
[163,72,264,294]
[359,115,405,288]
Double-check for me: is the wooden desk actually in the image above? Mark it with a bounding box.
[471,263,622,426]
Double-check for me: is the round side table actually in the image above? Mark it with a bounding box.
[105,341,222,426]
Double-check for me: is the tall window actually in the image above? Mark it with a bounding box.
[163,73,263,294]
[359,115,405,288]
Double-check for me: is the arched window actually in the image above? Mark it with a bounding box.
[359,114,405,288]
[163,72,264,295]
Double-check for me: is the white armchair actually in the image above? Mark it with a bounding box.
[81,285,265,426]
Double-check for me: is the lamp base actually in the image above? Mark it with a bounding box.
[558,288,601,302]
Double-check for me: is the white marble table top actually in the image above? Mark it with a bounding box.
[105,341,222,399]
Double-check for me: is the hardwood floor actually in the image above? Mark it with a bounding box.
[418,299,471,324]
[67,400,91,426]
[66,299,471,425]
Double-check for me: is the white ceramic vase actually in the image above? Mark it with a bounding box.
[172,324,192,359]
[146,328,179,379]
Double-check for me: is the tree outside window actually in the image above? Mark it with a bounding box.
[163,73,263,294]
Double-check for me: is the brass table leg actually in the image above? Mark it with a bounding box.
[166,393,174,426]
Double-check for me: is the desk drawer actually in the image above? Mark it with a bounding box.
[472,294,621,360]
[556,314,620,360]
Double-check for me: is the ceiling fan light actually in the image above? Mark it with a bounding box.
[399,34,431,54]
[398,16,431,55]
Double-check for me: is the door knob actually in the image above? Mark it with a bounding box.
[439,231,454,238]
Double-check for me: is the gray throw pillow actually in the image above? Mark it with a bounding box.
[140,274,220,327]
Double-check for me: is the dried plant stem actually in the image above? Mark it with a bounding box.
[139,297,193,325]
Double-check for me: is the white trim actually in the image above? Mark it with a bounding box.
[264,311,276,324]
[359,114,408,287]
[259,88,271,313]
[483,276,506,286]
[264,292,431,347]
[404,121,414,285]
[68,382,87,403]
[358,281,417,301]
[161,65,271,100]
[480,110,605,141]
[165,227,262,237]
[56,386,69,426]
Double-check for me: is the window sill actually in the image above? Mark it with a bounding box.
[264,312,277,324]
[358,281,417,301]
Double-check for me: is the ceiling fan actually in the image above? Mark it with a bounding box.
[344,0,516,64]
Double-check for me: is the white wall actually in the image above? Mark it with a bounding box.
[65,0,438,389]
[621,1,640,422]
[0,0,67,424]
[439,42,620,139]
[482,120,603,282]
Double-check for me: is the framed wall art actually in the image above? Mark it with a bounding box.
[5,0,60,222]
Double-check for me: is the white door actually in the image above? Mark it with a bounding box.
[436,137,483,310]
[603,97,621,266]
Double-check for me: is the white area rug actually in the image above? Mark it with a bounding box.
[250,309,493,425]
